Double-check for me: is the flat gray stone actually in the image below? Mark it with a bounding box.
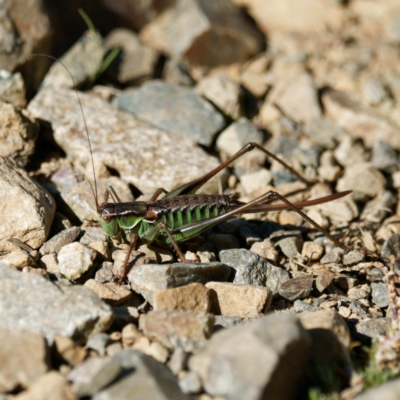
[0,263,113,343]
[28,88,221,197]
[116,80,225,146]
[370,282,390,308]
[128,262,231,304]
[189,312,311,400]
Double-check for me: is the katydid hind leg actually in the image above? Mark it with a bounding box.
[149,188,169,201]
[163,142,313,199]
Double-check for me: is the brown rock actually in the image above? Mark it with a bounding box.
[0,329,49,393]
[84,280,132,306]
[139,310,214,351]
[139,0,263,67]
[279,274,314,301]
[206,282,272,318]
[315,271,335,293]
[153,283,211,314]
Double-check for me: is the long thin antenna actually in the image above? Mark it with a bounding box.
[30,54,99,211]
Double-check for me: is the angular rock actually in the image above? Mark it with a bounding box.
[343,250,365,266]
[85,280,132,306]
[139,310,214,352]
[370,282,390,308]
[104,28,158,85]
[302,241,324,261]
[240,53,270,97]
[128,262,231,304]
[269,73,321,123]
[219,249,270,286]
[12,371,76,400]
[249,239,279,264]
[371,140,400,173]
[153,283,211,313]
[0,263,113,342]
[272,230,303,258]
[57,242,97,281]
[139,0,262,67]
[0,329,49,393]
[69,357,122,398]
[116,80,225,146]
[361,190,397,223]
[293,300,318,313]
[206,282,272,318]
[40,226,81,256]
[189,312,311,400]
[347,284,371,300]
[322,89,400,150]
[196,72,241,119]
[0,157,55,253]
[1,249,36,269]
[279,274,313,301]
[240,169,273,195]
[41,30,103,89]
[337,163,386,202]
[0,101,38,167]
[315,271,334,293]
[304,119,344,150]
[28,88,221,197]
[93,350,190,400]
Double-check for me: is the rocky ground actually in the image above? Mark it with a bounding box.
[2,0,400,399]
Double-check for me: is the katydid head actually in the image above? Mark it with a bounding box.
[99,202,149,237]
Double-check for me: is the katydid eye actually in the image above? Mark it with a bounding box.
[102,214,112,222]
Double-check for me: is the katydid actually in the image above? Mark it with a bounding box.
[96,142,351,283]
[33,55,351,284]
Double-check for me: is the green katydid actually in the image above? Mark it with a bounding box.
[33,55,351,284]
[95,142,351,283]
